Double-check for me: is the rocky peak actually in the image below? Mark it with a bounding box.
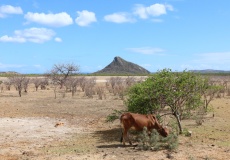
[94,56,150,75]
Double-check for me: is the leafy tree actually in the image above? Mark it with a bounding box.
[202,82,223,111]
[125,69,209,134]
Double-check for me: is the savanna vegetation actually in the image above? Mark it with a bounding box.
[1,63,230,159]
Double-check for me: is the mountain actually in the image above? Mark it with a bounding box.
[0,71,19,75]
[190,69,230,73]
[94,56,150,75]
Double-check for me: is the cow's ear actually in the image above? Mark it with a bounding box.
[151,115,156,120]
[148,115,156,123]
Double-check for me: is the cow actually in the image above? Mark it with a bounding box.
[120,112,169,146]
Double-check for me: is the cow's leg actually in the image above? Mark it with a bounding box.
[127,131,132,145]
[120,129,123,143]
[122,128,127,146]
[122,128,133,146]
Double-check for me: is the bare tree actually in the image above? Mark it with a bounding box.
[31,78,41,91]
[31,77,48,91]
[84,77,96,98]
[0,81,3,92]
[64,77,79,97]
[78,76,86,91]
[125,76,136,87]
[40,78,49,90]
[9,75,28,97]
[71,78,78,97]
[108,77,123,89]
[22,77,30,92]
[47,63,79,89]
[96,85,106,100]
[4,80,13,90]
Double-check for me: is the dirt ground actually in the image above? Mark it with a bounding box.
[0,76,230,160]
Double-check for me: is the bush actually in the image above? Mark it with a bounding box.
[182,128,192,137]
[162,132,179,151]
[106,109,124,122]
[125,69,210,134]
[96,86,106,100]
[137,127,178,151]
[194,106,206,125]
[84,85,95,98]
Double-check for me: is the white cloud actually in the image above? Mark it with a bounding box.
[194,52,230,65]
[0,63,25,69]
[0,28,56,43]
[55,37,62,42]
[24,12,73,27]
[75,10,97,26]
[104,12,135,23]
[126,47,165,55]
[133,5,147,19]
[147,4,167,16]
[134,3,174,19]
[178,52,230,71]
[0,5,23,18]
[0,35,25,43]
[180,64,216,71]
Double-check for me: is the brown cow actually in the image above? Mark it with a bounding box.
[120,112,169,145]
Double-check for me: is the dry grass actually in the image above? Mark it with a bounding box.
[0,76,230,160]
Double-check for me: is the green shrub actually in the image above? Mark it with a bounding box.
[125,69,209,134]
[106,109,124,122]
[137,127,178,151]
[161,132,179,151]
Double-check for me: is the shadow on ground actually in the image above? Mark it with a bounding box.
[93,127,140,149]
[93,127,121,143]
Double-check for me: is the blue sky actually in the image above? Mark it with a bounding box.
[0,0,230,73]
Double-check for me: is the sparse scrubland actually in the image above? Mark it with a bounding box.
[0,72,230,160]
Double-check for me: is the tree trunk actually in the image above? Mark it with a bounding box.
[71,87,75,97]
[174,112,183,134]
[19,90,22,97]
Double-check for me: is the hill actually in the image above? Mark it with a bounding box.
[190,69,230,74]
[94,56,150,75]
[0,71,19,75]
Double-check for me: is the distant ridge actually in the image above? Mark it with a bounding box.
[0,71,19,74]
[190,69,230,73]
[94,56,150,75]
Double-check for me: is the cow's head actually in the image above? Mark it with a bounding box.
[150,115,169,137]
[158,126,169,137]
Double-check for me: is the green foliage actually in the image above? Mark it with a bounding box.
[125,82,160,114]
[203,84,223,110]
[137,127,153,150]
[168,119,180,135]
[126,69,206,114]
[194,106,206,125]
[162,132,179,151]
[182,128,192,137]
[137,127,178,151]
[125,68,209,133]
[106,109,124,122]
